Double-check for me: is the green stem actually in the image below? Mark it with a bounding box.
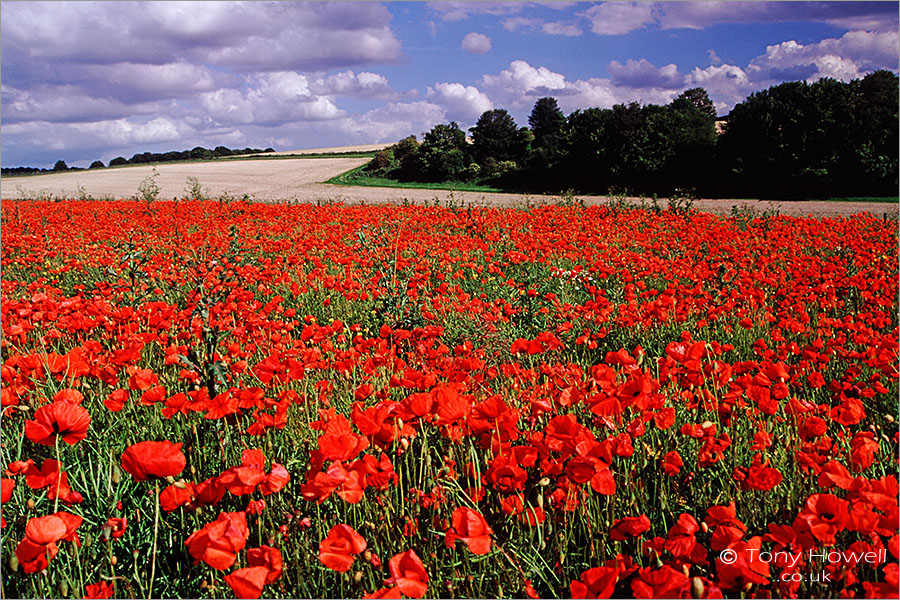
[147,483,160,599]
[54,436,61,513]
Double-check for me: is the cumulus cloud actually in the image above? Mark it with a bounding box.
[747,30,899,84]
[425,82,493,122]
[580,2,655,35]
[502,16,542,32]
[481,60,679,113]
[684,64,754,114]
[608,59,683,89]
[0,1,402,80]
[542,21,582,36]
[657,1,898,33]
[3,116,195,153]
[461,32,492,54]
[312,71,398,100]
[197,72,345,127]
[338,101,446,142]
[428,2,524,21]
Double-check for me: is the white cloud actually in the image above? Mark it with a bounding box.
[502,16,542,32]
[481,60,568,100]
[608,59,683,89]
[747,30,899,84]
[481,60,679,113]
[338,101,446,142]
[684,64,754,113]
[657,1,898,33]
[312,71,398,99]
[198,72,345,126]
[461,32,492,54]
[542,21,582,36]
[580,2,655,35]
[428,2,523,21]
[425,82,493,123]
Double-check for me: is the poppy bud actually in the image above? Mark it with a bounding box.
[886,414,895,423]
[700,521,709,534]
[26,498,36,509]
[701,420,714,429]
[166,475,176,484]
[8,554,18,573]
[691,577,705,599]
[111,465,122,484]
[58,580,69,597]
[111,556,118,566]
[17,405,30,412]
[353,571,363,583]
[538,477,550,487]
[536,494,544,509]
[400,437,410,452]
[174,480,187,489]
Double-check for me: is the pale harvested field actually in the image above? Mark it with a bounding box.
[2,154,896,219]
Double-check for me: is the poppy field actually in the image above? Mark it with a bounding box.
[0,198,897,599]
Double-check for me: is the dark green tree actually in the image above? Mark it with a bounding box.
[109,157,128,167]
[89,160,105,169]
[528,97,566,161]
[53,160,69,171]
[470,109,531,166]
[416,122,471,181]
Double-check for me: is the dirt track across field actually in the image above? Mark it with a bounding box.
[2,153,897,219]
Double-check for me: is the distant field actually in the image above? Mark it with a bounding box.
[1,146,896,218]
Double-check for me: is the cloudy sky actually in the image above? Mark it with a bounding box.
[2,1,897,168]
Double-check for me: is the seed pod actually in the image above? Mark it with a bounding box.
[691,577,704,599]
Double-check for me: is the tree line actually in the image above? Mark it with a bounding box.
[363,70,898,198]
[2,145,275,177]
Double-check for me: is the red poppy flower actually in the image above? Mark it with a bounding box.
[1,478,13,527]
[662,450,682,476]
[631,565,689,598]
[796,493,850,544]
[850,431,879,470]
[225,566,269,599]
[248,545,283,584]
[83,581,115,599]
[101,517,127,540]
[387,549,429,599]
[160,482,195,512]
[184,511,249,570]
[318,524,367,572]
[104,389,129,412]
[609,515,651,541]
[120,441,186,481]
[445,507,493,554]
[24,401,91,446]
[570,565,620,599]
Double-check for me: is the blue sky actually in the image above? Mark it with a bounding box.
[2,1,897,168]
